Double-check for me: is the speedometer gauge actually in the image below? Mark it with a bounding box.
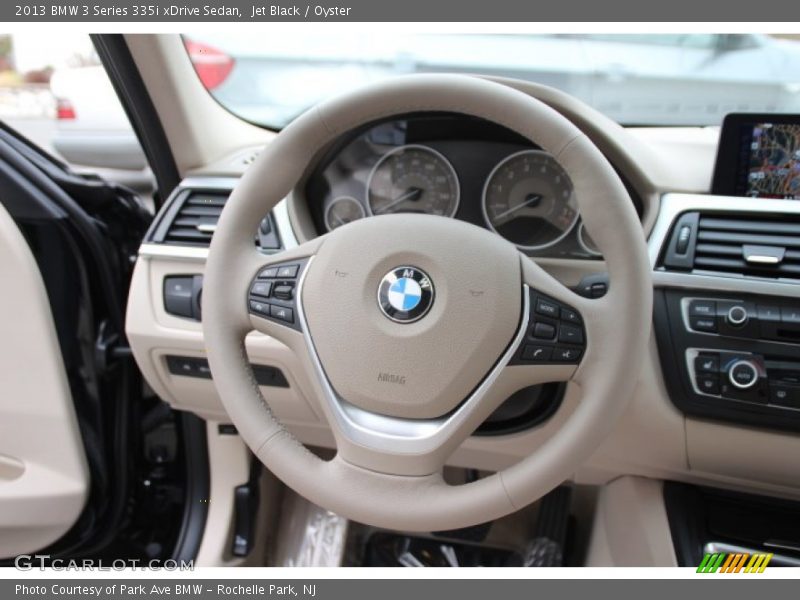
[367,145,459,218]
[482,150,578,250]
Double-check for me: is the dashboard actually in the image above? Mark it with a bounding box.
[302,114,642,259]
[129,76,800,517]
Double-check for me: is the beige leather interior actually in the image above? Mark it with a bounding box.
[119,33,800,565]
[0,202,89,558]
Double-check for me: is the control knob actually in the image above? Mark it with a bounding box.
[728,359,759,390]
[726,305,748,328]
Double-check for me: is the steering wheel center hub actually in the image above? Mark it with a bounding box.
[300,214,522,419]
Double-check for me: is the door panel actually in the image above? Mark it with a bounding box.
[0,201,88,558]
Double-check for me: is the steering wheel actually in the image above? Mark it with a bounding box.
[203,74,652,532]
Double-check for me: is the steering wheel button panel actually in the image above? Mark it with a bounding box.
[248,259,308,331]
[512,289,586,366]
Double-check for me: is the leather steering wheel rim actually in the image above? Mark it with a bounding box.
[203,74,652,532]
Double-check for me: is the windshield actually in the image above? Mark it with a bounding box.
[182,33,800,129]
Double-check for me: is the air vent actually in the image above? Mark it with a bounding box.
[163,191,227,246]
[662,211,800,282]
[150,187,282,251]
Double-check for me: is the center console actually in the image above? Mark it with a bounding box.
[655,289,800,432]
[652,113,800,434]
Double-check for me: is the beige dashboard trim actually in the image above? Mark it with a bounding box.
[128,119,800,511]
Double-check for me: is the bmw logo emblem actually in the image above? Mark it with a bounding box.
[378,266,434,323]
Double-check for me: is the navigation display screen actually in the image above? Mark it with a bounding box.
[743,123,800,199]
[713,113,800,199]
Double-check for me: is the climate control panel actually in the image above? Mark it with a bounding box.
[656,289,800,433]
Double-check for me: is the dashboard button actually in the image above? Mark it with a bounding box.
[250,281,272,298]
[689,300,716,317]
[535,298,559,318]
[561,307,581,324]
[166,356,198,377]
[164,276,194,318]
[258,267,279,279]
[696,374,720,395]
[770,383,800,409]
[522,345,553,362]
[276,264,299,279]
[689,315,717,333]
[558,323,584,345]
[694,353,719,374]
[781,307,800,326]
[757,305,781,322]
[270,304,294,323]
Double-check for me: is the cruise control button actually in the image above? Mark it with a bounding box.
[558,324,584,345]
[553,347,582,362]
[689,300,716,317]
[250,281,272,298]
[694,353,719,374]
[689,315,717,333]
[696,374,720,395]
[270,304,294,323]
[258,267,279,279]
[532,322,556,340]
[535,298,559,318]
[249,300,270,315]
[522,345,553,362]
[561,308,581,324]
[276,264,299,279]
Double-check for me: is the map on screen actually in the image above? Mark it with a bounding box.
[746,123,800,199]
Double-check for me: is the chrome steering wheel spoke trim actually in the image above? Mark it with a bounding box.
[295,259,532,459]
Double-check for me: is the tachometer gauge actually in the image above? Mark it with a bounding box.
[324,196,365,231]
[367,145,459,217]
[482,150,578,250]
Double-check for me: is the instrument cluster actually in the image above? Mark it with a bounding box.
[304,114,626,258]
